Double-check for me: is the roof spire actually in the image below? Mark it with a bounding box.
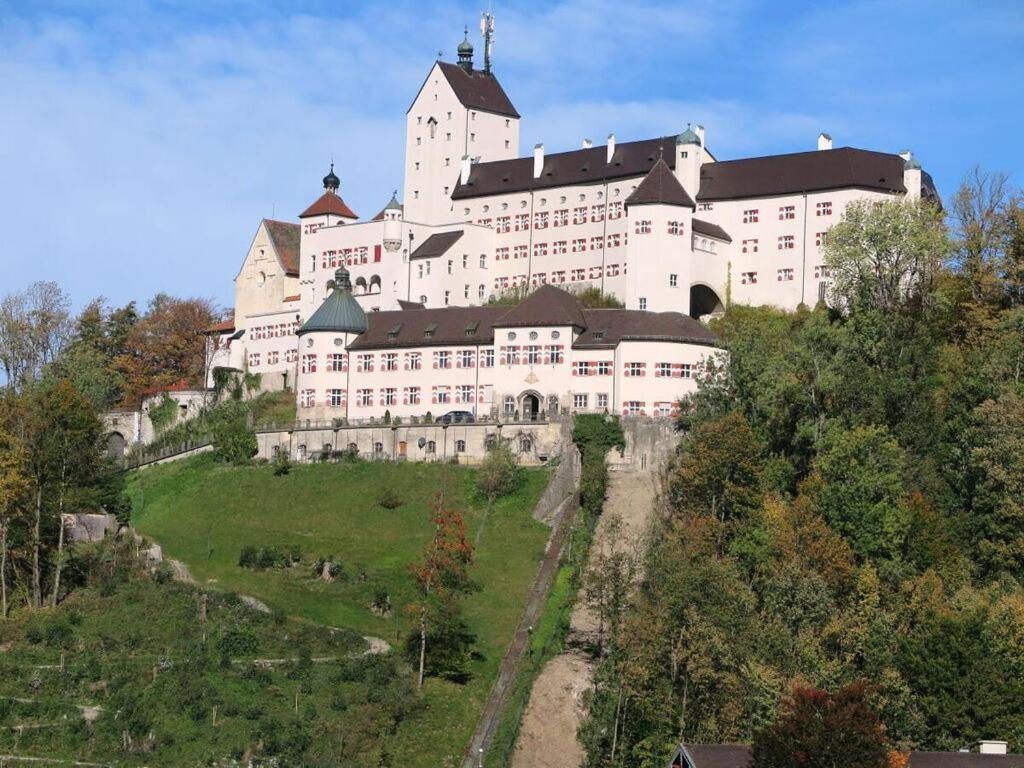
[457,26,474,72]
[322,162,340,192]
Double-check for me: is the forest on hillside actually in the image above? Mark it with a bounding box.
[581,171,1024,766]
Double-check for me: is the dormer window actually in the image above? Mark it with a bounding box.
[465,321,479,336]
[387,323,402,340]
[424,323,438,339]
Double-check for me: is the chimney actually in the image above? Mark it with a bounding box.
[899,150,912,162]
[977,742,1008,755]
[460,155,471,184]
[607,133,616,163]
[818,132,833,151]
[581,138,593,149]
[695,124,706,148]
[533,143,544,178]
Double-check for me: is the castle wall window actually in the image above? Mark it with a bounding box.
[525,345,541,365]
[814,264,832,279]
[285,349,297,363]
[383,388,397,406]
[778,235,795,250]
[779,205,796,220]
[478,285,486,300]
[455,439,466,453]
[533,242,548,258]
[548,345,564,364]
[300,389,315,408]
[635,220,652,234]
[357,389,373,407]
[496,216,511,233]
[625,362,646,377]
[553,209,569,227]
[553,241,567,254]
[328,389,345,407]
[458,350,475,368]
[435,350,451,369]
[356,354,374,372]
[382,353,398,371]
[741,271,758,285]
[534,211,548,229]
[457,385,474,403]
[267,351,279,365]
[514,245,528,259]
[572,239,586,253]
[405,386,421,405]
[778,268,795,282]
[815,231,828,247]
[573,207,588,225]
[597,361,612,376]
[301,354,316,373]
[444,290,450,305]
[667,220,684,235]
[573,393,589,409]
[249,352,260,368]
[596,393,609,409]
[669,274,678,287]
[425,440,436,454]
[464,284,470,299]
[816,201,833,216]
[481,349,495,367]
[590,236,604,250]
[515,213,530,231]
[741,238,759,253]
[607,233,621,248]
[504,395,516,415]
[606,264,620,277]
[327,353,347,372]
[406,352,422,370]
[433,386,451,404]
[743,208,759,223]
[479,254,487,268]
[497,247,510,260]
[448,260,453,274]
[624,400,644,415]
[639,298,647,310]
[656,362,672,377]
[590,204,605,222]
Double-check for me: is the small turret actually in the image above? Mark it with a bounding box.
[675,124,702,201]
[322,162,340,192]
[457,27,474,73]
[382,191,403,252]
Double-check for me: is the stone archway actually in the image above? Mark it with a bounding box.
[520,391,542,421]
[105,432,126,459]
[689,283,725,319]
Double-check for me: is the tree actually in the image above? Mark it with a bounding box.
[951,168,1013,305]
[407,491,476,687]
[752,682,891,768]
[823,198,948,313]
[668,412,764,548]
[475,442,518,503]
[0,428,29,618]
[574,286,625,308]
[113,293,216,404]
[0,281,72,392]
[209,403,257,465]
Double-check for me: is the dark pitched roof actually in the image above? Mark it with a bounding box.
[575,309,717,348]
[436,62,519,118]
[347,305,508,350]
[672,744,752,768]
[452,136,678,200]
[909,754,1024,768]
[299,191,359,220]
[625,158,695,208]
[692,218,732,243]
[397,299,425,310]
[263,219,300,275]
[410,230,464,260]
[697,147,907,201]
[494,284,588,329]
[299,269,367,335]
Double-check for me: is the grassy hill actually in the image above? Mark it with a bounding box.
[125,454,552,766]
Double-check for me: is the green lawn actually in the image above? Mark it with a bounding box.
[128,454,552,766]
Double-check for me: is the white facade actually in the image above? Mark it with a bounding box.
[203,31,935,422]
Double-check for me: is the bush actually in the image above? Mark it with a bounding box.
[476,442,519,502]
[216,627,258,656]
[377,488,404,509]
[209,403,257,465]
[238,545,258,568]
[272,449,292,476]
[239,545,301,570]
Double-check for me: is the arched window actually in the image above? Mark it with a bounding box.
[296,444,307,461]
[455,439,466,453]
[519,436,532,453]
[373,442,384,455]
[348,442,358,453]
[323,443,332,457]
[426,440,436,454]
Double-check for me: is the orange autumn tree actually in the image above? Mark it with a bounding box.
[407,490,477,688]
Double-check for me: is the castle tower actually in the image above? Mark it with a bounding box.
[402,28,520,225]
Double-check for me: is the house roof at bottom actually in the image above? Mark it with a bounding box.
[575,309,717,348]
[410,230,464,260]
[494,284,588,329]
[692,218,732,243]
[347,305,509,350]
[675,744,752,768]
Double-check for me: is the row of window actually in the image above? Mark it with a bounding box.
[301,384,484,408]
[740,266,830,285]
[739,232,830,253]
[491,203,626,232]
[495,234,627,260]
[740,202,833,224]
[249,321,300,341]
[492,264,624,290]
[321,245,381,269]
[300,350,504,373]
[248,349,298,368]
[496,345,565,365]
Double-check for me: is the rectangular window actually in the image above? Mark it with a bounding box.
[435,350,451,369]
[597,361,612,376]
[573,361,591,376]
[249,352,260,368]
[548,345,564,364]
[514,244,528,260]
[382,353,398,371]
[496,216,511,233]
[514,213,530,231]
[815,231,828,247]
[457,385,474,403]
[625,362,645,377]
[357,389,373,407]
[656,362,672,377]
[525,345,541,365]
[778,235,795,250]
[533,242,548,258]
[779,205,796,220]
[669,274,678,287]
[742,208,759,223]
[406,352,422,370]
[639,297,647,310]
[267,351,279,365]
[814,264,831,279]
[571,268,586,281]
[572,238,586,253]
[328,389,345,407]
[300,389,315,408]
[573,393,589,409]
[497,247,510,261]
[635,220,652,234]
[534,211,548,229]
[590,204,605,222]
[607,233,621,248]
[816,201,833,216]
[406,386,421,405]
[479,254,487,268]
[596,393,609,409]
[458,350,475,368]
[590,235,604,250]
[741,238,759,254]
[777,268,795,282]
[301,353,316,373]
[434,386,451,404]
[573,207,588,224]
[553,240,567,254]
[741,271,758,285]
[608,202,623,220]
[698,202,713,212]
[356,353,374,372]
[553,209,569,227]
[624,400,644,415]
[327,353,346,372]
[667,220,683,235]
[383,387,397,406]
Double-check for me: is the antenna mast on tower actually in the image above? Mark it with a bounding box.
[480,11,495,74]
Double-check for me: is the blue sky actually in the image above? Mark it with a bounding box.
[2,0,1022,312]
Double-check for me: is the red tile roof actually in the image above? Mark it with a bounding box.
[204,318,235,334]
[299,191,358,220]
[263,219,300,275]
[283,294,300,302]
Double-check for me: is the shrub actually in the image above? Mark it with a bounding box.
[216,627,258,656]
[272,449,292,476]
[209,403,257,465]
[239,545,301,570]
[238,545,258,568]
[377,488,404,509]
[476,442,519,502]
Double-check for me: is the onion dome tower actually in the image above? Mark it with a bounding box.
[322,162,340,191]
[457,27,474,72]
[300,267,368,335]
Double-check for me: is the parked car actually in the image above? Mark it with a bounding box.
[438,410,475,424]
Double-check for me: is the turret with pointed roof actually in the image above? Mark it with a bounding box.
[299,267,367,335]
[300,164,359,220]
[625,158,696,208]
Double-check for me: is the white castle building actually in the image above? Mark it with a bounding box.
[205,27,937,422]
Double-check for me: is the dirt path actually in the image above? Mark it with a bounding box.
[510,469,657,768]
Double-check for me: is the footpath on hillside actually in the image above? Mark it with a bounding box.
[509,468,658,768]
